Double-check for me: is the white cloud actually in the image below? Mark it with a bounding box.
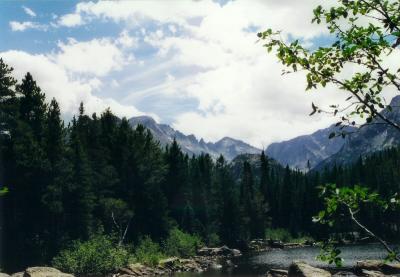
[54,37,128,76]
[55,0,346,146]
[0,50,143,119]
[12,0,367,146]
[9,21,46,32]
[117,30,138,48]
[57,13,84,27]
[22,6,36,17]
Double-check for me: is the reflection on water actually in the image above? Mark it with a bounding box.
[175,244,389,277]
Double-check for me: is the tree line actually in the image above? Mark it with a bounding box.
[1,59,399,271]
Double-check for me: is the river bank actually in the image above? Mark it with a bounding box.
[3,244,399,277]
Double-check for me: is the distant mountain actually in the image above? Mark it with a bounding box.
[128,116,261,160]
[266,125,355,171]
[315,95,400,170]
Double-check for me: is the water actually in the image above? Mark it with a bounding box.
[175,244,390,277]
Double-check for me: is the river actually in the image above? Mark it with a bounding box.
[177,244,390,277]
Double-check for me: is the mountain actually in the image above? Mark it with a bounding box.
[266,125,355,171]
[315,96,400,170]
[128,116,261,160]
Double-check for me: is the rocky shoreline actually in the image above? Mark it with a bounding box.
[114,246,241,277]
[3,246,400,277]
[267,260,400,277]
[0,246,242,277]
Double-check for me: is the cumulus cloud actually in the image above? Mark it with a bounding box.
[52,0,350,146]
[1,50,143,119]
[54,37,129,77]
[22,6,36,17]
[1,31,143,118]
[10,0,364,146]
[9,21,46,32]
[57,13,84,27]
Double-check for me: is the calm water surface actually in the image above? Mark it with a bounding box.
[176,244,390,277]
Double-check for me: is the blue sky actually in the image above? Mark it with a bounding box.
[0,0,343,147]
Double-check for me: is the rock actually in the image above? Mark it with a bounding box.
[267,268,288,277]
[332,271,357,277]
[268,239,284,249]
[224,259,236,268]
[288,261,331,277]
[24,267,74,277]
[0,273,10,277]
[210,262,223,269]
[355,260,400,275]
[11,273,24,277]
[232,249,242,257]
[118,267,136,276]
[159,257,180,268]
[359,269,385,277]
[197,246,241,257]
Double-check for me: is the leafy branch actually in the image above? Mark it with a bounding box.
[313,184,400,264]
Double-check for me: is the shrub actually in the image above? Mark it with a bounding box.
[265,228,292,242]
[163,228,203,258]
[134,236,165,267]
[207,233,221,247]
[52,235,131,276]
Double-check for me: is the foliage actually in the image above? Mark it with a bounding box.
[259,0,400,135]
[163,228,203,258]
[265,228,292,242]
[0,186,8,196]
[134,236,165,267]
[317,239,343,267]
[52,235,131,276]
[313,184,400,263]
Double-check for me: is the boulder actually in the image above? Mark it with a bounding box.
[355,260,400,275]
[288,261,331,277]
[24,267,74,277]
[332,271,357,277]
[11,273,24,277]
[0,273,10,277]
[268,239,284,249]
[267,268,288,277]
[197,246,241,257]
[159,257,180,268]
[359,269,385,277]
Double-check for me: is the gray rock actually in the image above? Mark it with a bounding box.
[332,271,357,277]
[267,268,288,277]
[359,269,385,277]
[24,267,74,277]
[0,273,10,277]
[355,260,400,275]
[10,273,24,277]
[288,261,331,277]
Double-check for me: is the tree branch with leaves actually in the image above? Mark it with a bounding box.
[258,0,400,136]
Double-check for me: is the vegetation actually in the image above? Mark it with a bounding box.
[134,236,165,267]
[52,235,131,276]
[163,228,203,258]
[259,0,400,266]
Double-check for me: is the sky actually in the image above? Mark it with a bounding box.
[0,0,354,148]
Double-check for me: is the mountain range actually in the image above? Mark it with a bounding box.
[129,95,400,170]
[315,96,400,170]
[265,125,355,171]
[128,116,261,161]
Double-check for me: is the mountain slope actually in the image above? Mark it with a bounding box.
[129,116,261,160]
[315,96,400,170]
[266,125,355,171]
